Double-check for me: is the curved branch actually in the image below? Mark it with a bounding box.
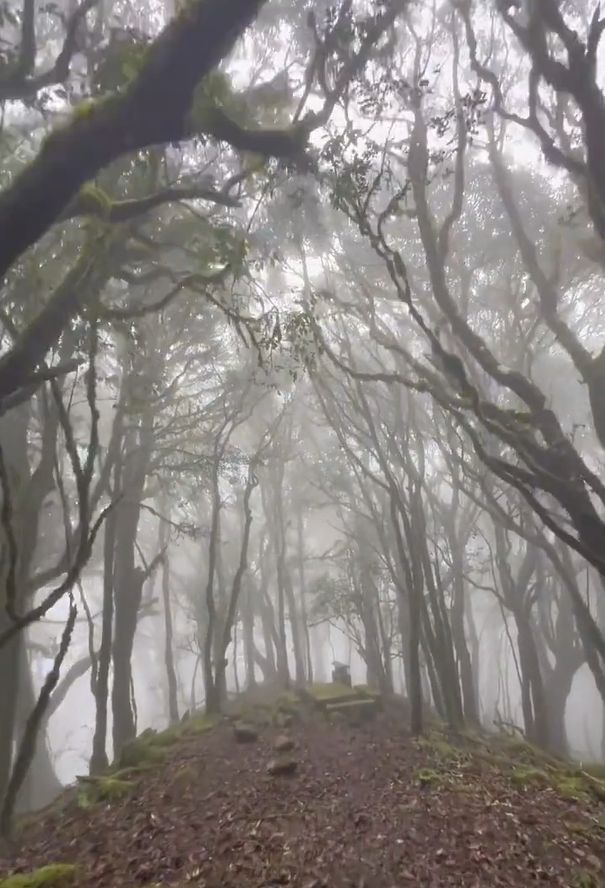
[497,0,605,237]
[62,183,241,223]
[0,231,116,403]
[459,3,585,181]
[0,0,100,101]
[0,0,410,279]
[0,0,270,279]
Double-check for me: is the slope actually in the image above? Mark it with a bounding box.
[1,689,604,888]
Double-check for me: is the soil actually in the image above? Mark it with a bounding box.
[1,714,604,887]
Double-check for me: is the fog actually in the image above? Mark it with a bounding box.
[1,0,605,847]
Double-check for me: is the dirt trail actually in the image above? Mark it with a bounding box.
[1,716,604,887]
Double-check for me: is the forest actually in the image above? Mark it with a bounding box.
[1,0,605,885]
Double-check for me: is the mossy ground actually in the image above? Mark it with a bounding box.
[0,864,77,888]
[306,682,378,702]
[77,775,134,808]
[1,688,604,888]
[416,731,468,763]
[307,682,358,701]
[72,720,211,810]
[416,767,442,786]
[571,871,601,888]
[416,724,605,807]
[115,725,182,769]
[181,713,219,736]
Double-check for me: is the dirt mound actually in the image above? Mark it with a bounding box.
[1,710,604,887]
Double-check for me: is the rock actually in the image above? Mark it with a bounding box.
[267,756,298,776]
[276,711,294,728]
[233,721,258,743]
[274,734,295,752]
[324,697,378,724]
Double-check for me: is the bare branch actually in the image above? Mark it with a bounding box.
[0,0,100,101]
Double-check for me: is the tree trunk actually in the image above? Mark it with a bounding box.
[284,571,305,684]
[90,466,119,774]
[296,510,313,683]
[257,538,278,679]
[160,510,179,725]
[466,602,481,721]
[15,643,63,813]
[450,552,479,725]
[242,585,256,689]
[389,491,422,733]
[203,443,223,715]
[357,577,388,695]
[212,470,257,708]
[1,601,75,836]
[545,673,572,759]
[111,412,152,756]
[0,621,21,808]
[112,560,146,755]
[275,495,304,684]
[232,619,240,694]
[259,590,279,679]
[514,611,549,749]
[0,404,41,808]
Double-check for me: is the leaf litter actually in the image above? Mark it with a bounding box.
[0,714,603,887]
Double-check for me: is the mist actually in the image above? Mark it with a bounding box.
[1,0,605,884]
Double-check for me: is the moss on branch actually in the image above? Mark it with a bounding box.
[0,0,297,279]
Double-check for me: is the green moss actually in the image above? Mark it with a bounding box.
[118,729,169,768]
[555,775,589,801]
[225,699,276,727]
[324,698,378,723]
[275,691,299,712]
[182,713,218,736]
[416,768,442,787]
[188,70,245,130]
[309,683,357,700]
[0,864,77,887]
[416,732,464,763]
[509,765,598,802]
[110,763,156,780]
[73,99,98,119]
[582,762,605,780]
[351,684,372,695]
[491,733,564,769]
[510,766,550,789]
[151,724,184,746]
[74,183,112,217]
[77,775,133,808]
[68,95,118,126]
[250,707,274,727]
[572,870,600,888]
[578,770,605,802]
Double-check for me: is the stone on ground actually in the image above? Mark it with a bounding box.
[233,722,258,743]
[267,756,298,776]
